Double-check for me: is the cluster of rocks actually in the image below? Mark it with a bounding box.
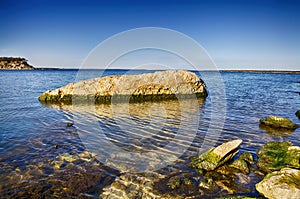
[256,141,300,199]
[100,139,254,199]
[187,139,300,199]
[176,113,300,199]
[0,57,35,70]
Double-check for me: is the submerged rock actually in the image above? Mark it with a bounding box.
[257,141,300,173]
[168,175,194,190]
[256,168,300,199]
[229,152,254,174]
[101,172,166,199]
[38,70,207,104]
[66,122,73,127]
[296,110,300,119]
[259,116,299,130]
[191,139,242,171]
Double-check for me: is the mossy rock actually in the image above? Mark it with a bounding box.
[259,116,299,130]
[229,159,250,174]
[191,148,239,171]
[257,141,300,173]
[199,176,218,191]
[296,110,300,119]
[256,168,300,199]
[228,152,254,174]
[168,177,194,190]
[38,70,208,105]
[191,140,242,171]
[238,152,255,165]
[39,93,207,105]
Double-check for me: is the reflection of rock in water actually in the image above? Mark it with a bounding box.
[47,98,205,172]
[259,124,294,137]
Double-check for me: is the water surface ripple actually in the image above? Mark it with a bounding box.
[0,70,299,197]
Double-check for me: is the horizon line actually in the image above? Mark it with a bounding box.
[32,67,300,74]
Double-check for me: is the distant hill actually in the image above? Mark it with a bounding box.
[0,57,35,70]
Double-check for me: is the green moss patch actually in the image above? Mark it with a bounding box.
[191,148,239,171]
[257,142,300,173]
[276,172,300,189]
[39,92,207,105]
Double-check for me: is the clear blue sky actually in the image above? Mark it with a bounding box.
[1,0,300,70]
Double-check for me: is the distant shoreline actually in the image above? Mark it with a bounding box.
[36,68,300,74]
[2,68,300,74]
[218,70,300,74]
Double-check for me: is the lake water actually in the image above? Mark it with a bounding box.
[0,70,300,198]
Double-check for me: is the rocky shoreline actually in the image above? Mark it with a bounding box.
[0,57,35,70]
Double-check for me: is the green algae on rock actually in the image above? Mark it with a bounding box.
[229,152,254,174]
[257,141,300,173]
[191,139,242,171]
[256,168,300,199]
[38,70,207,104]
[259,116,299,130]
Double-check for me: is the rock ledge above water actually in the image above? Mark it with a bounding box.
[39,70,207,104]
[259,116,299,130]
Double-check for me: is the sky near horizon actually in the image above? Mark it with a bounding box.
[1,0,300,70]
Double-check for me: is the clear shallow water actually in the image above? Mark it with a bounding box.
[0,70,300,197]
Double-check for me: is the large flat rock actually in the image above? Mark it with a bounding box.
[39,70,207,104]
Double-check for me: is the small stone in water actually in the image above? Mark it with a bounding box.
[66,122,73,127]
[59,153,77,163]
[296,110,300,119]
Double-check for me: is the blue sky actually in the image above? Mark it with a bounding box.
[1,0,300,70]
